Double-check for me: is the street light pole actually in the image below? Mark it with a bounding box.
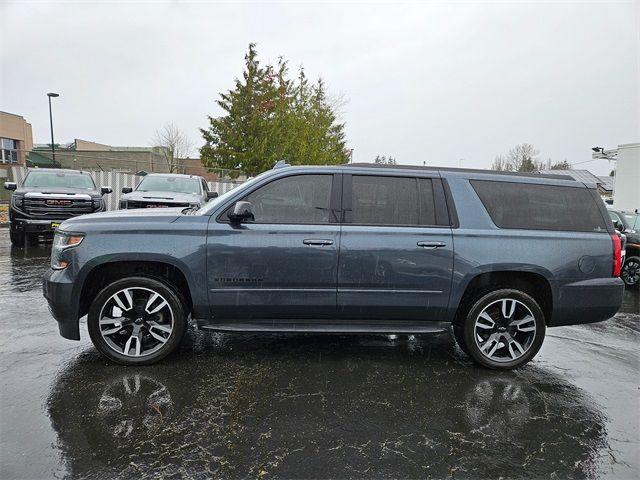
[47,92,59,163]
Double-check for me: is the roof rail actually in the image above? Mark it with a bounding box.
[273,159,290,169]
[344,163,574,180]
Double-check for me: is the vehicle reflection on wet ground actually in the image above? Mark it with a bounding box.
[1,231,638,479]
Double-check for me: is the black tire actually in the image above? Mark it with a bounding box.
[621,256,640,289]
[452,324,470,355]
[88,276,187,365]
[461,289,546,370]
[26,233,39,246]
[9,228,24,247]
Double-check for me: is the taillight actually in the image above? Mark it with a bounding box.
[611,234,622,277]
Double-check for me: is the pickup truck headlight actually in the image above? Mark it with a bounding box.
[11,195,24,210]
[51,232,84,270]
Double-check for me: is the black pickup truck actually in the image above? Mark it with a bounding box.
[4,168,111,246]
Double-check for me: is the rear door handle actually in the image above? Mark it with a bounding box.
[303,239,334,246]
[417,241,446,249]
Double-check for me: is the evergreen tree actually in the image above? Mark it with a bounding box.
[200,44,349,176]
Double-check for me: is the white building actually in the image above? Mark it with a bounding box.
[614,143,640,211]
[593,143,639,212]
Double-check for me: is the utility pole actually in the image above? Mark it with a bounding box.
[47,92,60,163]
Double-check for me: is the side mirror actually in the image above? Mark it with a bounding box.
[4,182,17,191]
[613,220,623,231]
[207,191,219,199]
[101,186,113,195]
[227,201,254,223]
[122,187,133,194]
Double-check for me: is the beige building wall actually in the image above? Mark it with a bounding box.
[74,139,110,151]
[0,111,33,169]
[34,149,172,173]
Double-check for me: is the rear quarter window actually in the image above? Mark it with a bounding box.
[470,180,609,232]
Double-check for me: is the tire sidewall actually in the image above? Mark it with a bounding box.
[621,256,640,288]
[9,228,24,246]
[463,289,546,370]
[87,276,186,365]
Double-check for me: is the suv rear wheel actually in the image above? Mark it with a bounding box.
[87,277,187,365]
[460,289,546,369]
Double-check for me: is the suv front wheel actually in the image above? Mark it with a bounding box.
[87,277,187,365]
[459,289,546,369]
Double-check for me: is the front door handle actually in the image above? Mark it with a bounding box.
[417,241,446,249]
[303,239,334,246]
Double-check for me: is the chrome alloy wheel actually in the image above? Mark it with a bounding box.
[473,298,537,363]
[621,257,640,286]
[98,287,175,358]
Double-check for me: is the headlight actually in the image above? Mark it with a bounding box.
[92,197,104,210]
[119,200,127,209]
[51,231,84,270]
[11,195,24,210]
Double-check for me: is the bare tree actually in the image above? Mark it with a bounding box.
[491,155,509,171]
[374,155,397,165]
[152,123,194,173]
[506,143,541,172]
[491,144,544,172]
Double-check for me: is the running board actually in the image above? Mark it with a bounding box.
[198,321,449,334]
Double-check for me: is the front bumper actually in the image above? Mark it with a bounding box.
[12,218,65,234]
[550,277,625,327]
[43,268,81,340]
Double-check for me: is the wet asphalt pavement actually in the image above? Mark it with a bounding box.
[0,229,638,480]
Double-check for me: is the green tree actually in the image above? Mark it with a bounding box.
[200,44,349,177]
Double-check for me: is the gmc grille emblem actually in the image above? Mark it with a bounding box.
[46,199,72,206]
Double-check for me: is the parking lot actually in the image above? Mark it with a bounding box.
[0,229,638,479]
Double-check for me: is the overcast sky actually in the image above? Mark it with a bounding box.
[1,1,638,175]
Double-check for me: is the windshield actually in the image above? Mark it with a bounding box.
[136,176,201,195]
[22,171,96,189]
[623,213,639,230]
[197,173,268,215]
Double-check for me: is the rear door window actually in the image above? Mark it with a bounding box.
[350,175,436,226]
[471,180,609,232]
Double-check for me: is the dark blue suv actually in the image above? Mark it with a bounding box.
[43,163,624,369]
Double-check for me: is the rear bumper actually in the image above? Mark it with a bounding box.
[549,277,625,327]
[43,268,81,340]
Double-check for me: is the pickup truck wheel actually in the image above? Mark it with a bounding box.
[9,229,25,246]
[87,277,187,365]
[463,289,545,370]
[621,256,640,289]
[26,233,39,246]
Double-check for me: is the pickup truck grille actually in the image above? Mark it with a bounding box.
[23,198,95,217]
[126,200,190,209]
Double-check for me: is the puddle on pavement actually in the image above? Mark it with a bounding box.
[1,230,638,479]
[45,331,612,479]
